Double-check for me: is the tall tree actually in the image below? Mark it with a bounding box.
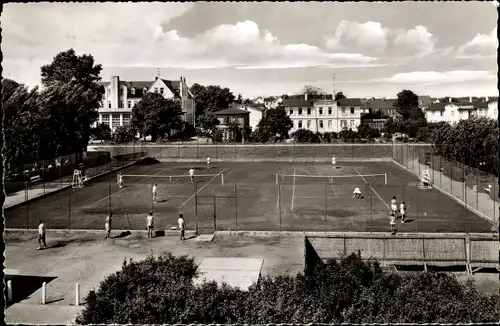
[131,93,183,141]
[303,85,325,96]
[190,83,235,117]
[251,107,293,142]
[40,49,103,160]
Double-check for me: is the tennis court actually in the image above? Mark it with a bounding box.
[5,160,493,233]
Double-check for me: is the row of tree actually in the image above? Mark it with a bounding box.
[76,252,500,324]
[3,49,103,177]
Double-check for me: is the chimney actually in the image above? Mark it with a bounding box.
[305,93,308,101]
[469,96,472,103]
[155,76,158,81]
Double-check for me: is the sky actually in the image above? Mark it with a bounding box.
[2,2,498,98]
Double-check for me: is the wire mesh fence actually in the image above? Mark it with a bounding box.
[5,177,495,234]
[392,143,499,227]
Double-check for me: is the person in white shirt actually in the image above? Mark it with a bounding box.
[332,155,336,166]
[207,157,211,169]
[389,211,396,235]
[152,184,158,203]
[189,168,195,184]
[178,213,186,240]
[400,201,407,223]
[146,212,155,238]
[390,196,398,217]
[105,213,112,239]
[352,187,362,199]
[37,220,46,250]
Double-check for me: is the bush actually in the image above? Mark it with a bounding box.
[76,252,500,325]
[90,123,112,141]
[112,125,137,143]
[292,129,320,143]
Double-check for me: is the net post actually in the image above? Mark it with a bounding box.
[276,173,278,184]
[385,173,387,185]
[221,173,224,185]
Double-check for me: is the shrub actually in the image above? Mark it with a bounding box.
[90,123,111,141]
[112,125,137,143]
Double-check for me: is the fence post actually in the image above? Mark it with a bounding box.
[41,282,46,304]
[278,183,282,232]
[194,182,199,236]
[215,144,218,159]
[68,186,72,230]
[324,180,327,233]
[7,280,12,303]
[370,183,373,232]
[234,182,238,231]
[213,196,217,232]
[464,169,467,233]
[75,283,80,306]
[25,182,29,230]
[416,193,419,234]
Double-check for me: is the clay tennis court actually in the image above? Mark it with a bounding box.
[5,160,493,233]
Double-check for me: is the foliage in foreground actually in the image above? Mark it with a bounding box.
[76,252,500,325]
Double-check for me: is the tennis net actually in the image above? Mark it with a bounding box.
[276,173,387,185]
[119,173,224,185]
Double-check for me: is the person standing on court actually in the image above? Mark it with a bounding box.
[391,196,398,218]
[147,212,155,238]
[152,183,158,203]
[389,211,396,235]
[207,157,211,169]
[37,220,47,250]
[178,214,186,240]
[104,213,113,239]
[189,167,195,184]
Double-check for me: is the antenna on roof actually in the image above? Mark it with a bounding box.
[157,68,161,78]
[332,73,336,100]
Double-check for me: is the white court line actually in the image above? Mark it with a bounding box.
[85,167,167,208]
[355,168,390,210]
[291,168,297,211]
[179,169,225,208]
[206,170,232,196]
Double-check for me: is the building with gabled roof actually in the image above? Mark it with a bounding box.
[97,75,195,131]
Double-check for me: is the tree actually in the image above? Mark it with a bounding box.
[131,93,183,142]
[335,92,346,100]
[40,49,103,161]
[292,129,321,143]
[90,123,112,141]
[112,125,137,143]
[236,94,243,104]
[357,124,380,140]
[303,85,325,96]
[190,83,235,117]
[252,107,293,143]
[196,109,220,135]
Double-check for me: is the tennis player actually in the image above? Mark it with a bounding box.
[152,183,158,203]
[189,167,195,183]
[391,196,398,216]
[400,201,407,223]
[146,212,155,238]
[389,211,396,235]
[352,187,362,199]
[207,157,211,169]
[332,155,336,166]
[118,173,123,189]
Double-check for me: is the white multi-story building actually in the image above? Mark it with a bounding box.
[282,94,364,133]
[96,75,195,131]
[425,97,497,124]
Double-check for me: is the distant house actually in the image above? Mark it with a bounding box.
[230,103,266,130]
[364,98,400,119]
[336,98,364,131]
[214,107,250,141]
[425,97,497,124]
[418,95,433,109]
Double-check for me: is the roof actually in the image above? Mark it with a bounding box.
[246,103,266,111]
[425,103,446,111]
[337,98,364,107]
[454,102,476,110]
[161,79,181,98]
[281,98,314,107]
[214,107,250,116]
[364,99,396,110]
[473,101,489,109]
[264,96,276,102]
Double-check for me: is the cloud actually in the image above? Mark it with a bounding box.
[364,70,496,85]
[455,27,498,59]
[392,25,436,57]
[325,21,437,58]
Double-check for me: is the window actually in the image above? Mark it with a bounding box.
[451,111,454,116]
[289,109,293,115]
[298,108,303,115]
[350,107,355,114]
[440,111,443,116]
[131,88,136,95]
[307,120,311,128]
[340,120,347,128]
[307,108,311,115]
[350,120,355,128]
[108,101,111,108]
[328,107,332,115]
[112,114,121,128]
[327,120,332,128]
[319,108,323,115]
[119,101,124,108]
[341,108,346,115]
[128,101,132,108]
[298,120,303,128]
[101,114,110,126]
[319,120,324,129]
[160,87,164,95]
[122,114,131,125]
[154,88,158,93]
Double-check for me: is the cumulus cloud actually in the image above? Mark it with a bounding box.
[2,4,381,86]
[455,27,498,59]
[325,21,437,58]
[369,70,496,85]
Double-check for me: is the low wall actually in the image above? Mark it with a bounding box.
[306,233,498,272]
